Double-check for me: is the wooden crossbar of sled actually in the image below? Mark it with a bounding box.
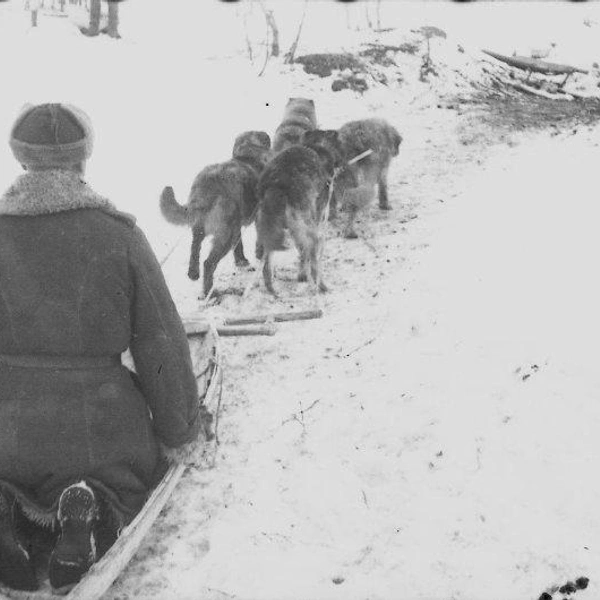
[482,50,589,75]
[224,309,323,326]
[40,10,69,18]
[0,322,222,600]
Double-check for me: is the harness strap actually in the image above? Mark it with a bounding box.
[0,354,121,370]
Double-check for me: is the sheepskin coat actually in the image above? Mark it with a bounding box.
[0,169,199,526]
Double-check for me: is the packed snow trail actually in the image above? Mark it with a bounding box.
[1,3,600,599]
[107,120,600,600]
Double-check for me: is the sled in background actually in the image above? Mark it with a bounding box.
[0,323,222,600]
[482,50,589,77]
[481,49,591,100]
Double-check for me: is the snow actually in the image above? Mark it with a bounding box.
[1,1,600,599]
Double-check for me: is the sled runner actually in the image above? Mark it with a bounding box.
[0,323,222,600]
[482,50,589,76]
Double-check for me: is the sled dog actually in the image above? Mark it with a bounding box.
[336,118,402,238]
[272,98,318,153]
[160,131,271,296]
[256,129,345,295]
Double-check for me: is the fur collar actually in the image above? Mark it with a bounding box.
[0,169,118,217]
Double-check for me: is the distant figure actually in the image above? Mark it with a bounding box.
[27,0,41,27]
[0,104,200,591]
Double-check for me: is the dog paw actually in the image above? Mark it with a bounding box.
[379,203,392,211]
[298,272,308,282]
[265,285,279,298]
[344,230,359,240]
[318,281,329,293]
[188,270,200,281]
[235,258,251,268]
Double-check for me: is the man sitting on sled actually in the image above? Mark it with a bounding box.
[0,103,201,591]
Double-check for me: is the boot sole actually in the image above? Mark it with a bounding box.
[49,483,97,590]
[49,520,96,590]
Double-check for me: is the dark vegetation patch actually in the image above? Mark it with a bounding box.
[331,75,369,93]
[459,94,600,131]
[294,43,413,93]
[359,42,420,65]
[294,53,365,78]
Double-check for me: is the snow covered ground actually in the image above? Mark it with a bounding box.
[1,2,600,599]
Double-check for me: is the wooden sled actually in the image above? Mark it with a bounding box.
[0,322,222,600]
[482,50,589,76]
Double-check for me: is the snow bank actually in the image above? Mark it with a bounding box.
[1,3,600,599]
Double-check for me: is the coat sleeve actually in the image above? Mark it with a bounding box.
[127,226,200,448]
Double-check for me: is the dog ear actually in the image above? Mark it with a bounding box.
[326,130,339,141]
[301,130,318,145]
[257,132,271,149]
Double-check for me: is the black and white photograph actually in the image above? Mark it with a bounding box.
[0,0,599,598]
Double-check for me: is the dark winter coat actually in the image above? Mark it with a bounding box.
[0,169,199,527]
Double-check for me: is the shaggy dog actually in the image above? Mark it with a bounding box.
[160,131,271,297]
[256,129,344,296]
[336,118,402,238]
[272,98,318,153]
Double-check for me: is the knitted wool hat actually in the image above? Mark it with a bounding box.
[9,103,94,168]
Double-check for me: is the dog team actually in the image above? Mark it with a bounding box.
[160,98,402,297]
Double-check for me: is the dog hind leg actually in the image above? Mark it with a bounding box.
[233,235,251,267]
[309,231,328,293]
[344,205,359,239]
[298,246,310,282]
[188,225,204,281]
[377,162,391,210]
[262,251,277,296]
[288,213,313,286]
[328,188,338,221]
[255,240,264,260]
[203,231,235,297]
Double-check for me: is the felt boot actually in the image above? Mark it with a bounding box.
[48,482,98,590]
[0,490,37,590]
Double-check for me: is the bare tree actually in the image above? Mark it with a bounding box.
[259,1,279,58]
[243,18,254,63]
[345,2,363,32]
[257,11,271,77]
[284,0,308,64]
[107,0,120,38]
[364,2,373,30]
[239,2,254,63]
[376,0,382,30]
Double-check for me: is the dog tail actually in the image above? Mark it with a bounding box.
[256,187,287,253]
[389,127,403,156]
[160,186,191,226]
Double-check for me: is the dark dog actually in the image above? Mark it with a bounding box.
[336,118,402,238]
[256,129,344,296]
[272,98,318,153]
[160,131,271,297]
